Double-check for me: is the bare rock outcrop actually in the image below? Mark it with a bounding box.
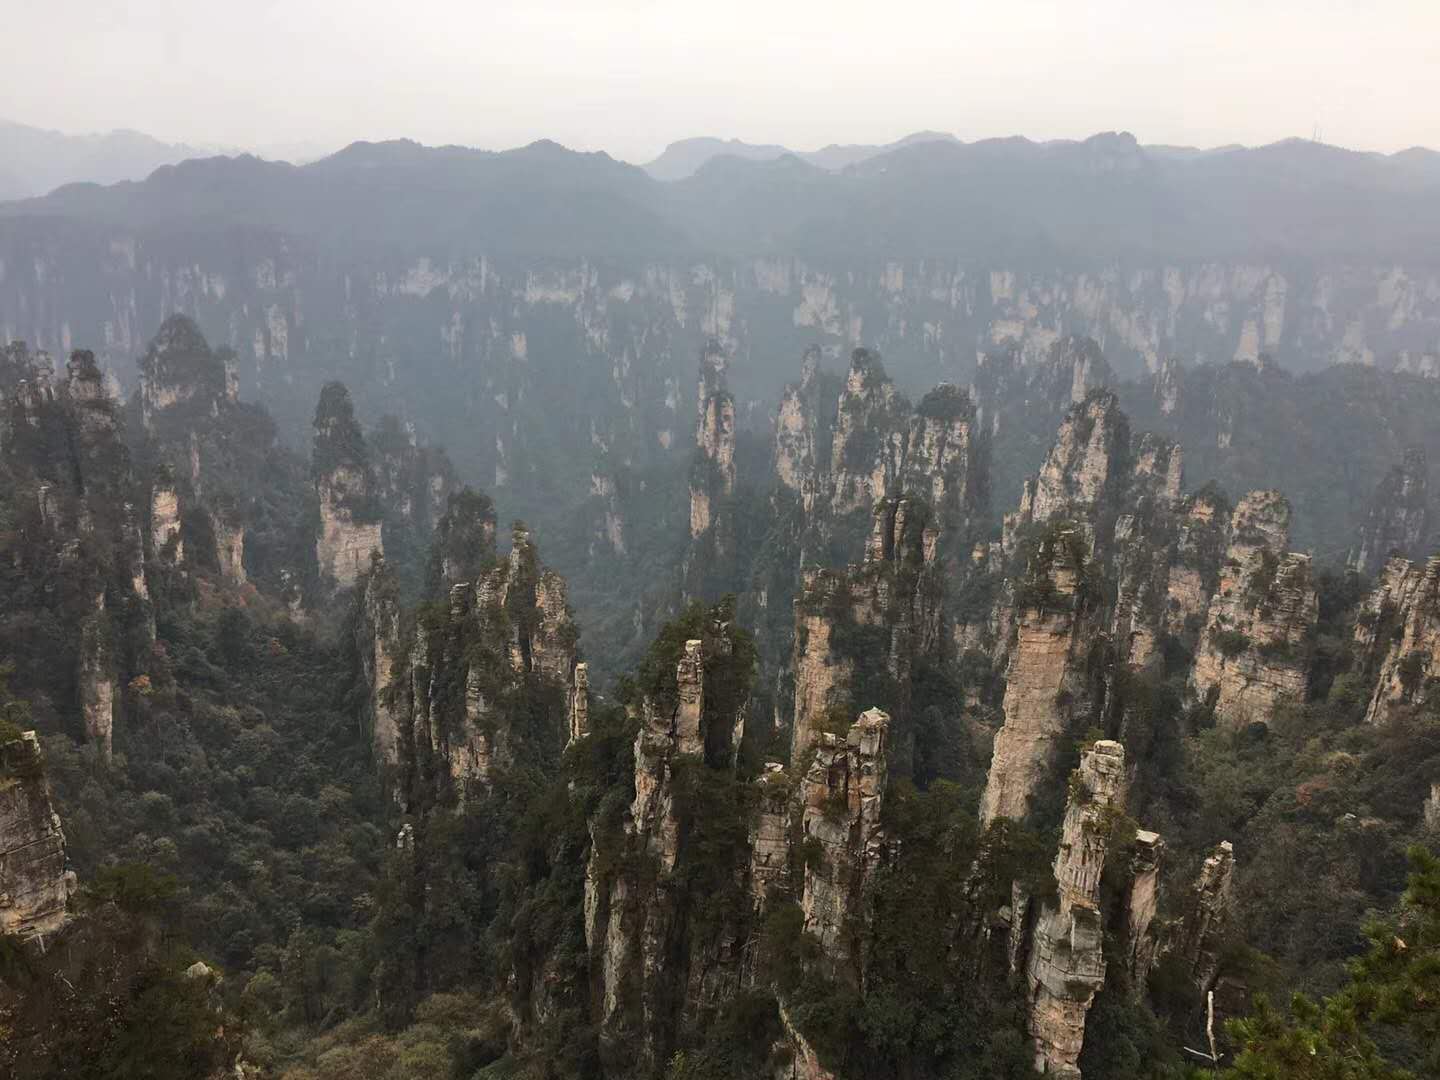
[775,347,832,497]
[799,708,890,965]
[689,342,736,540]
[830,348,911,515]
[1170,841,1236,994]
[790,498,937,760]
[0,733,76,940]
[981,524,1095,824]
[1191,492,1317,727]
[313,381,384,589]
[1023,740,1127,1078]
[1361,554,1440,724]
[1120,830,1165,985]
[354,506,577,803]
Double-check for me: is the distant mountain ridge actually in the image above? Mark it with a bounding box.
[641,130,960,179]
[8,129,1440,261]
[0,118,203,200]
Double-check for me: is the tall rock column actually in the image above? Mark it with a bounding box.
[799,707,890,968]
[689,343,736,541]
[312,381,384,589]
[1024,740,1127,1078]
[1170,841,1236,994]
[981,524,1094,824]
[830,348,910,515]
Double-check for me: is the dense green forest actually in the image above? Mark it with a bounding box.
[1,317,1438,1080]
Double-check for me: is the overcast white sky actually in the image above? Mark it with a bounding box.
[5,0,1438,161]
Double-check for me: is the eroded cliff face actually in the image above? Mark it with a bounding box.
[790,498,938,760]
[313,383,384,589]
[981,526,1094,825]
[355,510,579,805]
[1361,555,1440,725]
[0,342,147,756]
[775,347,832,496]
[1191,492,1318,727]
[1350,447,1432,578]
[0,733,76,940]
[1022,741,1126,1078]
[690,344,736,540]
[1169,841,1236,994]
[830,349,913,516]
[585,636,725,1072]
[799,708,889,965]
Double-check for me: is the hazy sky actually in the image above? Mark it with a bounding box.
[6,0,1438,161]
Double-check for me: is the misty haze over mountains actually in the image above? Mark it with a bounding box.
[6,126,1440,263]
[6,3,1440,1073]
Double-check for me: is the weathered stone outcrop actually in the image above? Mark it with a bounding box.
[749,763,791,907]
[775,347,832,497]
[213,517,246,583]
[1349,447,1431,578]
[138,315,231,429]
[1023,740,1126,1078]
[1361,555,1440,725]
[356,557,405,769]
[1161,489,1230,643]
[354,507,578,803]
[1191,492,1318,727]
[313,381,384,589]
[790,497,937,760]
[972,336,1114,450]
[1170,841,1236,994]
[1020,391,1132,536]
[830,348,911,515]
[78,605,115,758]
[981,525,1094,824]
[0,733,76,940]
[569,662,591,745]
[369,415,457,538]
[1425,782,1440,831]
[585,638,719,1069]
[690,343,736,540]
[790,569,854,762]
[799,708,890,965]
[1120,830,1165,985]
[150,477,183,563]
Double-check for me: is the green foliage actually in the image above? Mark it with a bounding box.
[1213,628,1253,659]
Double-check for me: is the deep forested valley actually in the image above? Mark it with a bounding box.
[1,288,1438,1079]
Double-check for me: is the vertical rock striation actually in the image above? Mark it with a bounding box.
[1191,492,1318,727]
[313,381,384,589]
[1170,841,1236,994]
[1023,740,1127,1078]
[1361,555,1440,724]
[0,732,76,940]
[799,708,890,965]
[981,524,1094,824]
